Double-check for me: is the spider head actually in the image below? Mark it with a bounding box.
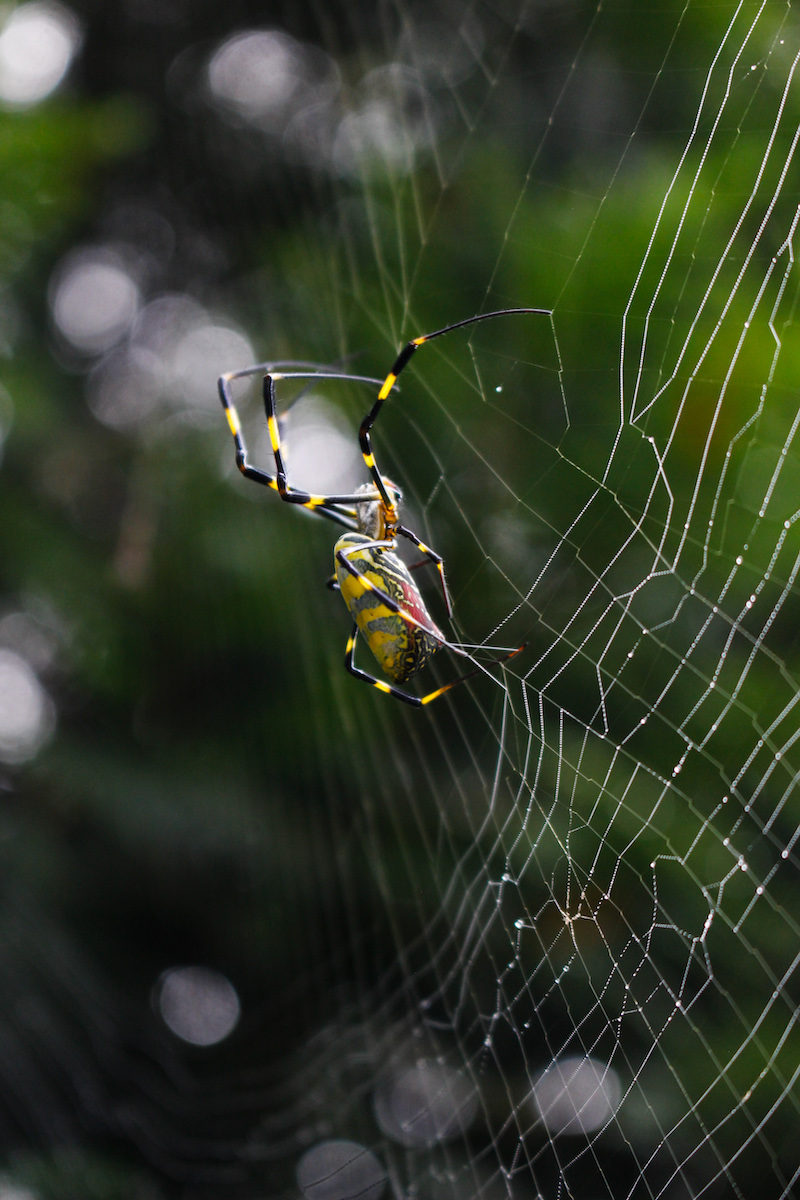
[354,478,402,540]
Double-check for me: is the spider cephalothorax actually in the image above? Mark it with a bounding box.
[352,479,402,541]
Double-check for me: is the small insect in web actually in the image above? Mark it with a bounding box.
[218,309,545,706]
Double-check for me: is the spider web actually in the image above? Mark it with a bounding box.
[228,3,800,1199]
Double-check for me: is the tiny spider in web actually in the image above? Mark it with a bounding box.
[218,308,546,706]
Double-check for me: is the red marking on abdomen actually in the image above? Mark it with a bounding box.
[400,580,442,637]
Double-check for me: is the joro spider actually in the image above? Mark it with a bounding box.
[218,308,545,706]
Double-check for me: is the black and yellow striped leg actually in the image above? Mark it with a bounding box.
[261,372,388,511]
[218,371,360,531]
[219,361,346,478]
[218,371,277,487]
[220,363,390,513]
[394,524,452,617]
[344,625,524,707]
[359,339,419,512]
[219,363,396,527]
[359,307,552,514]
[345,624,424,706]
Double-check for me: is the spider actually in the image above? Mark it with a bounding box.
[218,308,546,706]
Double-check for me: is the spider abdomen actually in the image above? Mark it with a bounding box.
[335,535,443,684]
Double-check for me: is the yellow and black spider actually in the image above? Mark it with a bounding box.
[218,308,545,706]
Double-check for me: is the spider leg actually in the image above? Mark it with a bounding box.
[393,524,452,617]
[344,624,524,708]
[358,307,552,516]
[344,624,439,707]
[219,364,399,527]
[260,370,400,510]
[218,371,361,531]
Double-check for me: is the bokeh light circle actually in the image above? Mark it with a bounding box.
[532,1056,622,1135]
[0,649,55,765]
[296,1140,386,1200]
[0,2,81,107]
[50,250,140,355]
[374,1060,479,1147]
[156,966,241,1046]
